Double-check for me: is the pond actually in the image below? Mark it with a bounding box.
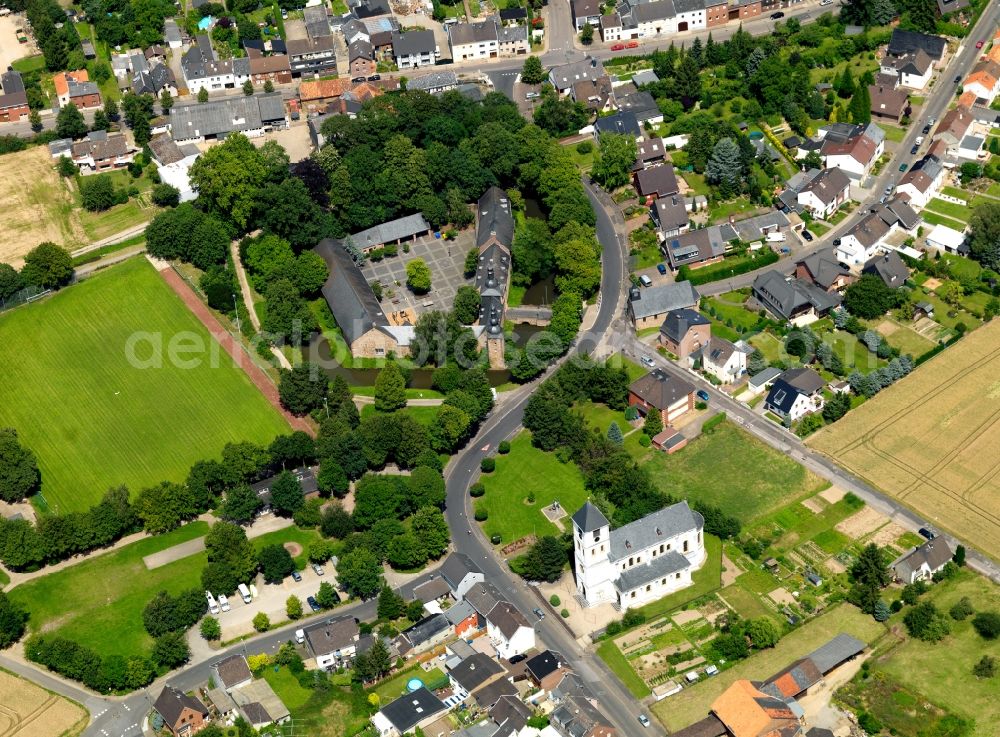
[519,276,556,306]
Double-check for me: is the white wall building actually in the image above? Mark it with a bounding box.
[572,500,706,610]
[485,603,535,659]
[148,133,200,202]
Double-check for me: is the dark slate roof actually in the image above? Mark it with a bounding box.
[663,227,728,269]
[572,501,610,533]
[403,613,450,646]
[240,702,271,726]
[444,599,477,625]
[765,379,805,415]
[1,70,25,93]
[863,250,910,288]
[479,682,521,712]
[630,281,699,321]
[752,271,841,321]
[351,213,430,250]
[635,163,679,197]
[487,602,530,639]
[892,538,954,581]
[525,650,563,682]
[797,251,850,290]
[594,110,640,138]
[154,686,207,728]
[380,687,447,732]
[887,29,946,60]
[450,652,505,692]
[465,581,505,617]
[213,654,252,689]
[608,500,702,562]
[670,715,728,737]
[315,237,389,345]
[807,729,836,737]
[303,615,359,656]
[440,552,483,590]
[413,577,451,602]
[781,367,825,395]
[499,6,528,19]
[629,369,696,411]
[170,93,286,139]
[477,186,514,250]
[806,633,865,673]
[800,166,851,205]
[391,29,436,56]
[658,307,709,343]
[615,549,690,591]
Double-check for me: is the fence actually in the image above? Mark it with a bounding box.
[0,285,49,316]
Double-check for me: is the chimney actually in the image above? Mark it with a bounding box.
[656,527,661,536]
[629,285,641,301]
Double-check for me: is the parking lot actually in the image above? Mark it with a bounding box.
[359,229,477,316]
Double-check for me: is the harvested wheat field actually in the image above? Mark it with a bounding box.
[0,670,87,737]
[0,147,84,266]
[809,319,1000,559]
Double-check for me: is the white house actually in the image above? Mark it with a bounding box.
[671,0,706,32]
[835,197,919,267]
[485,602,535,659]
[819,122,885,180]
[763,378,823,423]
[701,337,748,384]
[956,134,985,161]
[895,154,945,209]
[303,616,360,671]
[572,500,706,610]
[796,167,851,219]
[962,59,1000,106]
[890,539,953,584]
[925,223,967,254]
[438,552,484,601]
[448,19,498,60]
[148,133,200,202]
[391,29,437,69]
[880,50,933,91]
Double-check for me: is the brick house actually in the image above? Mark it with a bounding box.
[249,54,292,85]
[704,0,727,26]
[629,369,696,426]
[525,650,567,694]
[658,307,710,360]
[153,686,209,736]
[730,0,762,21]
[0,71,30,122]
[349,39,377,77]
[54,70,102,109]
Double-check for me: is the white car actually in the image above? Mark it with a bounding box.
[638,715,651,728]
[819,0,833,5]
[641,355,655,368]
[218,594,230,612]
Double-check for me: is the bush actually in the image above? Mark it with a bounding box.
[480,457,495,473]
[576,141,593,154]
[702,412,726,433]
[498,440,511,454]
[561,609,570,618]
[253,612,271,632]
[469,482,485,497]
[151,183,180,207]
[638,434,651,447]
[974,655,996,679]
[200,616,221,641]
[550,595,561,606]
[474,504,488,521]
[950,597,975,621]
[972,611,1000,640]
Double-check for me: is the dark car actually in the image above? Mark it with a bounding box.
[657,263,667,275]
[801,230,813,242]
[954,75,962,84]
[910,144,919,155]
[919,527,936,540]
[291,570,302,582]
[899,163,908,172]
[832,238,841,246]
[367,74,381,81]
[922,124,931,135]
[351,76,366,83]
[696,389,710,402]
[307,596,321,612]
[770,11,784,18]
[509,653,527,664]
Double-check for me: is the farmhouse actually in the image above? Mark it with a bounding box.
[627,280,700,330]
[628,369,697,425]
[572,499,706,610]
[153,686,209,736]
[891,539,954,583]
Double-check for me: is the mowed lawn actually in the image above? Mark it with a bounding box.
[0,258,291,513]
[643,423,826,522]
[478,431,588,543]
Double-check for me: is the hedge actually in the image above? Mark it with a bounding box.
[678,249,780,286]
[702,412,727,433]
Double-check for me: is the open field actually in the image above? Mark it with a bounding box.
[809,319,1000,560]
[478,431,588,543]
[0,258,291,514]
[652,604,886,731]
[0,668,88,737]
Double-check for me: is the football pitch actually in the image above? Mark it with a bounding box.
[0,257,290,514]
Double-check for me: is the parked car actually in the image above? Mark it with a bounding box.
[312,563,324,576]
[915,136,924,145]
[351,76,366,83]
[657,263,667,275]
[219,594,230,612]
[639,274,653,287]
[919,527,936,540]
[307,596,322,612]
[611,43,625,51]
[291,570,302,582]
[922,124,931,135]
[954,75,962,84]
[626,41,639,48]
[533,607,545,620]
[696,389,710,402]
[641,355,655,368]
[770,11,784,18]
[801,230,813,242]
[819,0,833,5]
[509,653,528,664]
[367,74,381,81]
[976,39,985,49]
[638,715,651,728]
[525,91,540,100]
[910,144,919,155]
[899,163,908,172]
[832,238,841,246]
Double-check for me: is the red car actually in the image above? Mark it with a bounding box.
[611,43,625,51]
[626,40,639,48]
[976,39,985,49]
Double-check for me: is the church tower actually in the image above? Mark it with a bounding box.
[572,501,616,605]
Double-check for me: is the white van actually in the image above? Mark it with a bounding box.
[295,629,305,644]
[238,583,252,604]
[765,231,786,243]
[205,591,220,615]
[639,274,653,287]
[218,594,230,612]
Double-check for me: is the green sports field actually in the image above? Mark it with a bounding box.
[0,258,290,514]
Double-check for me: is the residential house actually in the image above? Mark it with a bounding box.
[169,93,286,142]
[600,12,623,41]
[795,251,853,292]
[764,377,823,423]
[439,552,485,600]
[711,680,802,737]
[879,50,933,90]
[551,693,617,737]
[661,226,728,272]
[449,652,506,700]
[869,84,909,123]
[164,19,183,48]
[819,122,885,180]
[862,251,910,289]
[499,6,527,23]
[303,4,330,38]
[181,35,251,91]
[896,152,945,209]
[464,581,504,623]
[617,0,679,40]
[250,54,292,84]
[230,679,290,729]
[525,650,566,694]
[212,655,253,693]
[449,18,499,60]
[133,62,177,97]
[288,36,338,77]
[572,0,601,29]
[628,368,697,425]
[0,71,29,123]
[477,682,521,712]
[835,198,919,267]
[352,0,391,18]
[392,29,437,69]
[935,0,969,14]
[924,223,968,254]
[964,59,1000,105]
[412,577,451,606]
[342,18,370,45]
[53,70,101,108]
[153,686,209,737]
[444,599,479,638]
[70,131,136,174]
[400,614,451,653]
[635,162,680,200]
[796,167,851,218]
[549,57,606,94]
[933,104,973,154]
[704,0,729,26]
[701,337,748,384]
[957,133,985,161]
[886,29,947,67]
[571,75,615,112]
[314,238,412,358]
[657,306,710,359]
[497,24,529,57]
[144,44,167,63]
[594,110,642,140]
[633,137,667,170]
[752,270,842,325]
[572,499,706,610]
[348,39,376,77]
[303,615,360,671]
[891,539,954,583]
[616,90,663,127]
[627,280,700,330]
[372,687,448,737]
[486,602,535,659]
[407,71,459,93]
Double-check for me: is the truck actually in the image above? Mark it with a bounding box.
[238,583,252,604]
[205,591,220,615]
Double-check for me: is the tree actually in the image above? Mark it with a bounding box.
[591,134,638,190]
[242,79,254,96]
[258,543,295,583]
[873,599,891,622]
[521,55,546,85]
[269,471,304,517]
[410,507,450,559]
[673,53,702,109]
[92,109,109,132]
[607,421,624,445]
[972,611,1000,640]
[258,177,331,250]
[315,580,338,609]
[262,278,317,345]
[533,92,588,137]
[969,202,1000,270]
[407,467,446,509]
[264,79,274,93]
[337,548,384,599]
[406,258,432,294]
[0,428,40,503]
[374,362,407,412]
[20,242,73,289]
[848,83,871,125]
[159,88,173,113]
[746,617,780,649]
[579,22,593,44]
[904,601,950,642]
[974,655,996,679]
[55,103,87,139]
[205,521,258,584]
[706,137,743,198]
[220,484,262,524]
[519,536,566,582]
[151,631,190,668]
[252,612,271,632]
[430,405,471,453]
[277,363,327,417]
[0,264,21,302]
[0,592,28,648]
[378,585,405,620]
[954,545,966,567]
[643,408,663,437]
[29,109,42,133]
[80,174,116,212]
[843,274,899,319]
[198,87,209,103]
[453,285,481,325]
[199,616,221,641]
[849,543,889,615]
[188,132,266,229]
[151,183,181,208]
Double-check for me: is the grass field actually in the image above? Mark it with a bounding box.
[809,319,1000,560]
[643,423,827,522]
[652,603,886,731]
[876,318,938,358]
[478,431,588,543]
[925,198,971,223]
[0,668,88,737]
[0,259,290,513]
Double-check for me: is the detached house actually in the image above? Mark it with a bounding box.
[836,198,919,266]
[485,602,535,659]
[635,162,680,200]
[933,104,974,157]
[629,368,696,425]
[795,251,852,292]
[701,337,748,384]
[154,687,208,737]
[657,307,710,360]
[896,152,945,209]
[886,29,946,67]
[819,122,885,180]
[372,687,447,737]
[796,167,851,218]
[764,374,824,423]
[70,131,136,174]
[572,0,602,30]
[303,615,360,670]
[549,57,606,94]
[962,59,1000,106]
[212,655,253,693]
[627,280,700,330]
[0,70,29,122]
[869,84,910,123]
[879,49,933,90]
[752,270,841,325]
[862,250,910,289]
[891,539,954,583]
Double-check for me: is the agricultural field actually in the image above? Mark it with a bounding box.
[0,669,88,737]
[0,258,291,514]
[809,319,1000,560]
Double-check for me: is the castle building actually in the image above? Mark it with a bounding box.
[572,500,705,610]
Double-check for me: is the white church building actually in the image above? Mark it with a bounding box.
[572,500,706,610]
